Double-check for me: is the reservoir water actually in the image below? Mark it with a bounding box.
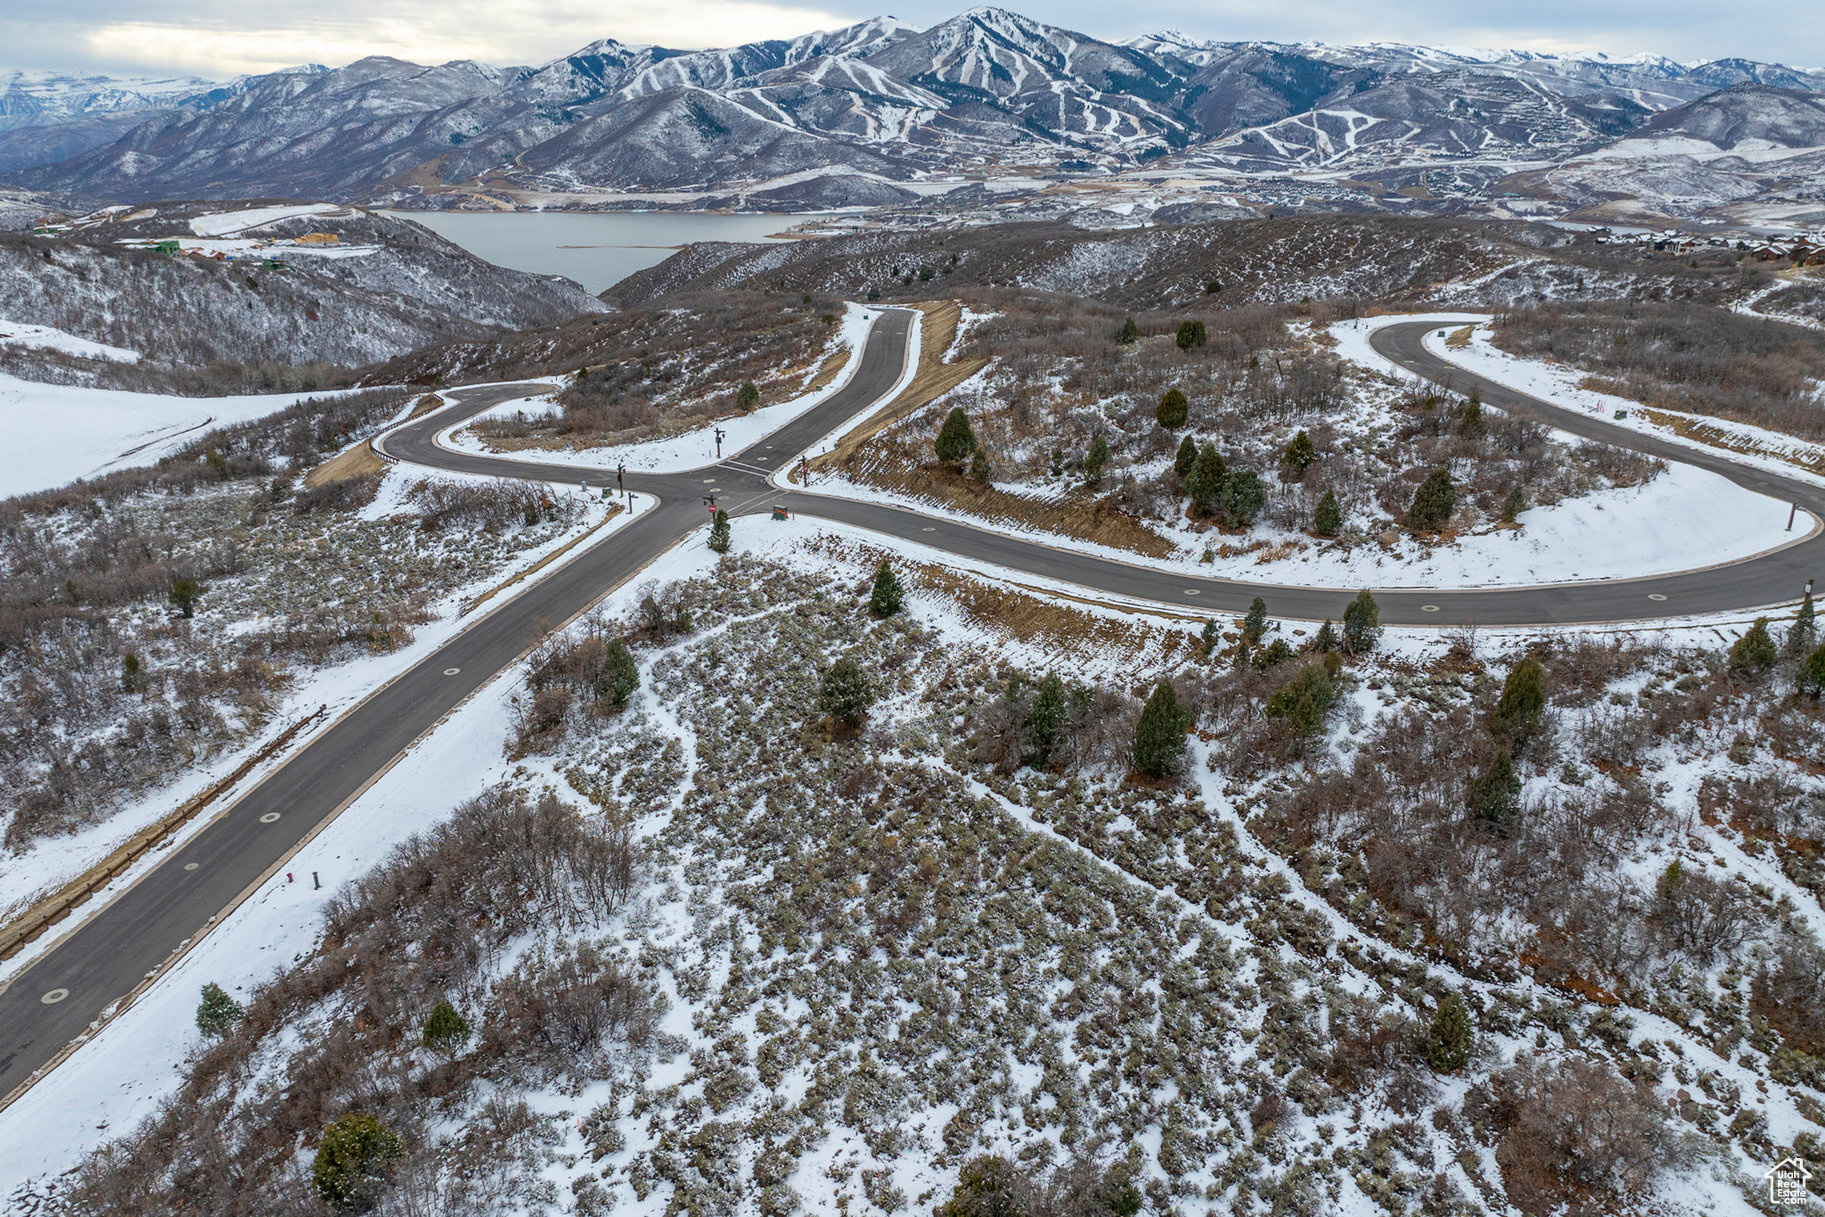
[389,210,835,295]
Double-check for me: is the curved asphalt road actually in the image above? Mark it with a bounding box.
[0,309,1816,1108]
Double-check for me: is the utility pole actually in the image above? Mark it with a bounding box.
[714,427,727,459]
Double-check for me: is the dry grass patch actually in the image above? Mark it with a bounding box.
[814,300,987,469]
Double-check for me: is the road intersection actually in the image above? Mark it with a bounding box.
[1,308,1817,1109]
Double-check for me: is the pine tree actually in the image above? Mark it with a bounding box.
[169,576,204,619]
[819,656,874,727]
[1176,319,1207,351]
[1117,316,1139,344]
[1132,681,1189,779]
[1174,434,1197,480]
[1800,641,1825,699]
[596,638,639,707]
[196,982,243,1037]
[120,650,142,693]
[1025,672,1066,769]
[1342,590,1381,654]
[1185,444,1226,516]
[1243,597,1269,643]
[1467,749,1521,829]
[1264,662,1337,741]
[1408,468,1456,532]
[1083,436,1110,487]
[935,406,976,464]
[1489,656,1547,750]
[1313,489,1342,537]
[1218,470,1265,528]
[313,1113,404,1211]
[1311,619,1338,653]
[1426,993,1474,1074]
[869,559,904,618]
[967,444,992,481]
[1500,485,1527,524]
[1458,389,1486,439]
[706,507,731,553]
[1156,388,1190,429]
[1281,430,1316,475]
[422,1001,472,1053]
[1729,617,1777,677]
[1790,591,1818,657]
[735,380,760,411]
[1200,619,1222,658]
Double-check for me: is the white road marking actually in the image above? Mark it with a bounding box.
[40,989,68,1005]
[443,667,461,675]
[259,813,281,824]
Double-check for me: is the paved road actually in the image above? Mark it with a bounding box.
[1,309,1817,1107]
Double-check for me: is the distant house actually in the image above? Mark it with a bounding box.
[153,239,180,255]
[295,232,340,246]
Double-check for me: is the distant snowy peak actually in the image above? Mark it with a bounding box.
[0,69,220,126]
[1637,84,1825,150]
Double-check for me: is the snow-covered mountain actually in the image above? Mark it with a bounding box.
[4,11,1824,211]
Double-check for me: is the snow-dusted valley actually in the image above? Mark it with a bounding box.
[4,13,1825,1213]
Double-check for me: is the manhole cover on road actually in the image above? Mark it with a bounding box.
[1184,589,1200,596]
[1648,593,1668,601]
[184,862,199,871]
[922,527,935,532]
[41,988,68,1004]
[443,667,461,676]
[702,478,716,483]
[1421,605,1441,613]
[259,812,281,823]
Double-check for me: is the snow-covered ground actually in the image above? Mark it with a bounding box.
[187,203,343,237]
[0,506,1791,1212]
[0,318,139,364]
[440,305,893,473]
[0,376,356,498]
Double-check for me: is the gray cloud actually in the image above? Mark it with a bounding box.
[4,0,1819,78]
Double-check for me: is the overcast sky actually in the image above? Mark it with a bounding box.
[8,0,1822,80]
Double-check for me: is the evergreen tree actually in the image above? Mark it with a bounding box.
[735,380,760,411]
[1313,489,1342,537]
[1117,316,1139,344]
[1729,617,1777,677]
[1132,681,1189,779]
[1342,590,1381,654]
[1426,993,1474,1074]
[935,406,976,464]
[1311,619,1338,653]
[596,638,639,707]
[1243,597,1269,643]
[1174,434,1197,480]
[313,1113,404,1211]
[1083,436,1110,487]
[1467,749,1521,829]
[1175,319,1207,351]
[1790,591,1818,657]
[1253,638,1294,670]
[967,444,992,482]
[1265,662,1337,741]
[1199,619,1222,658]
[1281,430,1317,475]
[868,559,904,618]
[1500,485,1527,524]
[1489,656,1547,750]
[195,982,243,1037]
[706,507,731,554]
[421,1001,471,1053]
[1025,672,1067,769]
[120,650,142,693]
[1800,641,1825,699]
[1458,389,1486,439]
[1408,468,1456,532]
[169,576,204,619]
[819,656,874,727]
[1156,388,1190,429]
[1185,444,1226,516]
[937,1156,1020,1217]
[1218,470,1265,528]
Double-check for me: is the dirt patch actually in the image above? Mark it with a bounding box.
[304,395,441,488]
[1446,325,1474,349]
